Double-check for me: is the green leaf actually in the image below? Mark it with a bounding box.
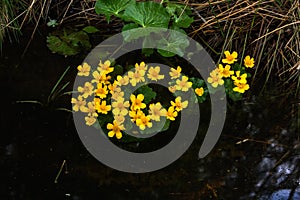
[47,19,58,27]
[95,0,134,22]
[246,72,252,78]
[142,35,154,56]
[47,28,93,56]
[161,119,170,132]
[228,91,243,101]
[166,3,193,28]
[82,26,100,33]
[122,23,139,31]
[47,35,80,56]
[174,13,194,28]
[166,4,177,16]
[136,85,156,104]
[166,3,193,16]
[142,48,154,57]
[157,30,189,57]
[157,49,176,57]
[122,26,167,44]
[122,24,151,41]
[122,2,170,28]
[67,31,91,50]
[190,77,205,88]
[224,78,233,91]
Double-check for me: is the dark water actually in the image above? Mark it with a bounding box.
[1,29,299,200]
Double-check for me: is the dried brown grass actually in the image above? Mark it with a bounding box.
[186,0,299,97]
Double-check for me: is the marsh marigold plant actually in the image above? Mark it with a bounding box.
[207,51,254,100]
[72,60,195,140]
[72,54,254,140]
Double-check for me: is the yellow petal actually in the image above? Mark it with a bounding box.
[108,131,115,137]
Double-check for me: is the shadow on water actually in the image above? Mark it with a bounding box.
[0,28,299,200]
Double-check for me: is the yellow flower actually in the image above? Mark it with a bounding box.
[147,66,164,81]
[128,70,145,86]
[218,64,234,78]
[95,100,111,114]
[171,96,188,111]
[148,102,167,121]
[244,55,255,68]
[83,102,98,117]
[95,83,108,99]
[222,51,238,64]
[111,90,124,100]
[77,62,91,76]
[94,97,101,106]
[116,75,129,86]
[207,69,224,88]
[231,71,247,84]
[97,60,113,74]
[135,62,148,72]
[107,81,119,93]
[175,75,192,91]
[92,71,111,84]
[129,109,144,122]
[77,82,94,98]
[112,97,130,116]
[130,94,146,110]
[166,106,178,121]
[71,95,87,112]
[107,120,125,139]
[195,87,204,96]
[109,83,120,92]
[114,115,125,124]
[169,66,181,79]
[136,115,152,130]
[233,82,250,93]
[85,116,97,126]
[168,85,177,93]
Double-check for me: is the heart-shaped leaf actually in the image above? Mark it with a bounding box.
[157,29,189,57]
[122,2,170,28]
[47,35,80,56]
[95,0,134,22]
[122,24,152,41]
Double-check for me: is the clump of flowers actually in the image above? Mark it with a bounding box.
[71,60,201,140]
[71,53,254,141]
[207,50,254,100]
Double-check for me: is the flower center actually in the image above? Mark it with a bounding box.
[117,102,123,108]
[113,126,119,132]
[134,72,141,79]
[227,55,233,61]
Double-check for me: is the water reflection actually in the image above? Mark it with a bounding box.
[1,47,299,199]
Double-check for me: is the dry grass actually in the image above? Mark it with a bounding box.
[0,0,24,48]
[2,0,300,96]
[187,0,300,97]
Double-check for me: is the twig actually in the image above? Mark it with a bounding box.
[21,0,48,58]
[59,0,74,25]
[54,160,67,183]
[251,21,300,44]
